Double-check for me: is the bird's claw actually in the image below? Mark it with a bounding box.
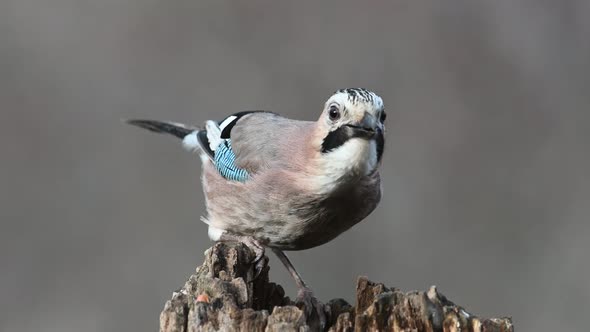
[218,233,268,281]
[252,253,269,280]
[240,236,268,281]
[296,287,327,331]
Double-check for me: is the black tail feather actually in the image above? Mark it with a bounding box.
[124,119,195,139]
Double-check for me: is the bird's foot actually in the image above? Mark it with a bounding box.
[296,287,327,331]
[219,233,268,280]
[240,236,268,280]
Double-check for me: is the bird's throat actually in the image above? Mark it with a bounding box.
[314,138,377,193]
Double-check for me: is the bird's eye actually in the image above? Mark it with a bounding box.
[328,106,341,121]
[380,111,387,123]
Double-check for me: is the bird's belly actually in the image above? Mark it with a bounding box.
[270,214,363,250]
[203,165,381,251]
[264,189,380,250]
[206,192,376,250]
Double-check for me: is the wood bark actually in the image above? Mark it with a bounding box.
[160,242,513,332]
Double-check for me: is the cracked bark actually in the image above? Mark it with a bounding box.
[160,242,513,332]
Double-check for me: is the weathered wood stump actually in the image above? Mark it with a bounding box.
[160,242,513,331]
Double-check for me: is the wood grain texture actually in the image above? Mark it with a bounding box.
[160,242,513,332]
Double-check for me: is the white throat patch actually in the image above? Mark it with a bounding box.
[316,138,377,192]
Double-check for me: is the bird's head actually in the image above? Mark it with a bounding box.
[318,88,385,154]
[310,88,386,186]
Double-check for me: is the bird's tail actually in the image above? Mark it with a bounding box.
[124,119,215,159]
[125,119,195,138]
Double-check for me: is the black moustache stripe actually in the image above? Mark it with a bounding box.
[376,128,384,162]
[321,126,375,153]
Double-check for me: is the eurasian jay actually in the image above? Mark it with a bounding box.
[127,88,386,327]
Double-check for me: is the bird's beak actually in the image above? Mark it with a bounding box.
[344,113,377,139]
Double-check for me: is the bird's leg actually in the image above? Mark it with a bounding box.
[218,233,268,280]
[270,248,307,288]
[271,248,326,330]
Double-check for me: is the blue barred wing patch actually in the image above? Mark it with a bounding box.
[214,140,250,182]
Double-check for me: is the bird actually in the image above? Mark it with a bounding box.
[126,88,386,328]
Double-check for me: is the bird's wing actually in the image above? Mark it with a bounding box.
[209,111,312,177]
[125,112,313,182]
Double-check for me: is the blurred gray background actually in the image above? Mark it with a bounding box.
[1,0,588,331]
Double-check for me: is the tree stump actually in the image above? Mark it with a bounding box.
[160,242,513,332]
